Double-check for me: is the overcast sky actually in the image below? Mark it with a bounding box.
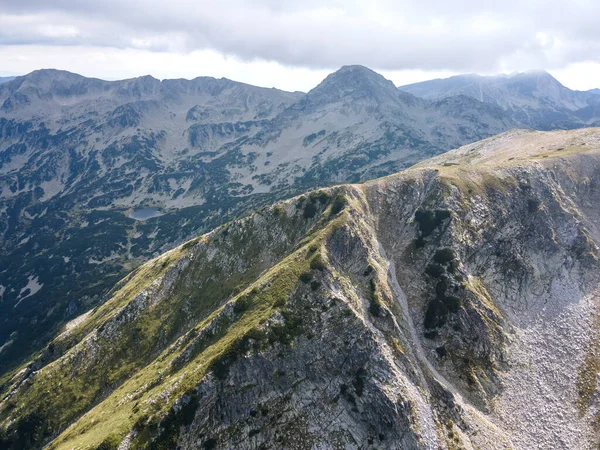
[1,0,600,91]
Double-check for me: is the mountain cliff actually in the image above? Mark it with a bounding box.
[0,66,517,374]
[2,128,599,449]
[400,71,600,129]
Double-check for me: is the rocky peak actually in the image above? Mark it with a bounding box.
[302,64,404,107]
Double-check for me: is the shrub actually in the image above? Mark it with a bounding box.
[414,209,451,245]
[425,264,444,278]
[310,254,327,271]
[330,194,347,215]
[273,297,287,308]
[203,438,218,450]
[269,310,302,345]
[209,335,253,380]
[182,238,199,251]
[414,210,436,237]
[299,272,313,283]
[433,248,456,265]
[303,202,318,219]
[424,300,448,329]
[527,198,541,213]
[310,191,329,204]
[369,279,383,317]
[444,296,461,313]
[353,367,366,397]
[233,296,251,315]
[424,330,438,339]
[434,209,451,223]
[369,298,381,317]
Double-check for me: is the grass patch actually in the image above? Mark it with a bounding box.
[43,215,343,450]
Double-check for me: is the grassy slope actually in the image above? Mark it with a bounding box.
[0,190,348,449]
[3,128,600,449]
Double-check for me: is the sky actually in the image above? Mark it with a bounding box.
[1,0,600,92]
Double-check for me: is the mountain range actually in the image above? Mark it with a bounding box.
[400,71,600,129]
[0,66,517,373]
[0,65,599,381]
[1,127,599,449]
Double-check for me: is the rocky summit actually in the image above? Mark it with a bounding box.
[2,127,600,449]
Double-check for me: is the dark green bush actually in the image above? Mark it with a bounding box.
[233,296,251,315]
[424,300,448,329]
[433,248,456,265]
[415,210,436,236]
[269,310,303,345]
[444,296,461,313]
[414,209,451,246]
[202,438,218,449]
[330,194,347,215]
[425,264,444,278]
[310,254,327,271]
[299,272,313,283]
[303,202,318,219]
[310,191,329,204]
[527,198,541,212]
[424,330,438,339]
[182,238,199,251]
[368,278,383,317]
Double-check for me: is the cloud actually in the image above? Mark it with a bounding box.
[1,0,600,74]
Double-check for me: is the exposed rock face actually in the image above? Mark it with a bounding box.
[0,66,517,374]
[2,128,600,449]
[400,71,600,130]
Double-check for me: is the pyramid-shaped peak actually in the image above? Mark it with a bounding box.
[322,65,394,88]
[304,65,402,106]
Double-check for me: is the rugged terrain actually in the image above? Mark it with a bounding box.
[2,128,600,449]
[400,71,600,130]
[0,65,517,373]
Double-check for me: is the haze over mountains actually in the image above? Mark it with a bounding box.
[0,64,599,381]
[400,70,600,129]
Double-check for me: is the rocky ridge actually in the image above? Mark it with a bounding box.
[0,65,516,373]
[400,71,600,130]
[1,128,600,449]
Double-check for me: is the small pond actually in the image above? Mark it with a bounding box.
[128,207,164,221]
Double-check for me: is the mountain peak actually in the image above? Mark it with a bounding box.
[322,64,393,87]
[303,65,401,107]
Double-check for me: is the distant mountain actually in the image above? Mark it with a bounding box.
[399,71,600,129]
[0,76,15,84]
[0,66,518,373]
[589,88,600,95]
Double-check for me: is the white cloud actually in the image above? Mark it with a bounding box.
[0,0,599,91]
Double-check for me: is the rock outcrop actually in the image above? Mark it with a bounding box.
[2,128,600,449]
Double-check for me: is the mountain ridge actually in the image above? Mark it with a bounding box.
[2,127,599,449]
[400,71,600,129]
[0,65,521,376]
